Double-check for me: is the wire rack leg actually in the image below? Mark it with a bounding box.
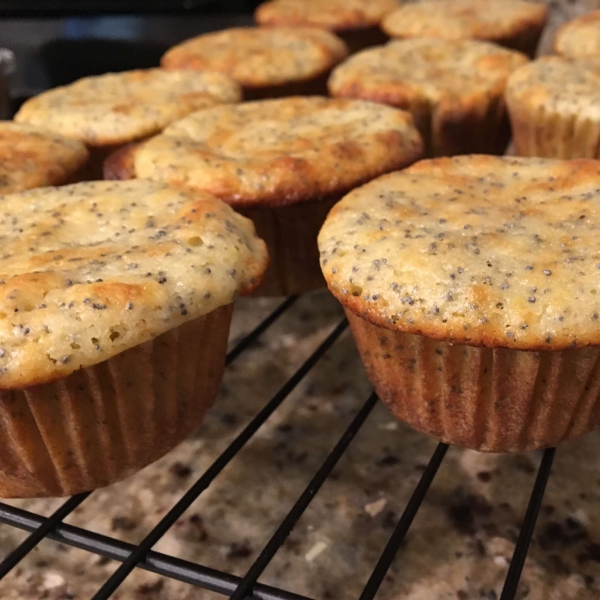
[0,491,91,579]
[358,442,449,600]
[230,392,379,600]
[91,319,348,600]
[500,448,556,600]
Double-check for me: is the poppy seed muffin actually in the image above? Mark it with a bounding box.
[14,68,241,177]
[382,0,548,57]
[328,38,528,157]
[0,180,267,497]
[554,9,600,59]
[161,27,349,100]
[0,122,89,192]
[104,96,423,296]
[319,155,600,452]
[255,0,398,53]
[506,56,600,160]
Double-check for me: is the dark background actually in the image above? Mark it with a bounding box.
[0,1,263,16]
[0,0,265,103]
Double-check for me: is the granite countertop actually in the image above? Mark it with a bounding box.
[1,290,599,600]
[2,2,600,599]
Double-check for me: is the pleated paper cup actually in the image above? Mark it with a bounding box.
[385,93,511,158]
[429,92,511,158]
[240,198,337,296]
[346,310,600,453]
[508,101,600,160]
[0,304,233,498]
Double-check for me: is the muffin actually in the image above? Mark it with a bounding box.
[160,27,348,100]
[382,0,548,57]
[0,122,88,192]
[328,38,528,157]
[319,155,600,453]
[0,179,267,497]
[104,97,423,296]
[14,68,241,177]
[554,9,600,58]
[505,56,600,159]
[254,0,398,53]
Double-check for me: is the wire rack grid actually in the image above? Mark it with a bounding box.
[0,295,556,600]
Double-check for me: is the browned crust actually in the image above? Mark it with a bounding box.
[382,2,548,58]
[334,94,508,157]
[328,41,525,156]
[132,97,425,209]
[0,181,269,389]
[237,259,268,297]
[332,286,549,349]
[153,135,422,210]
[330,79,511,157]
[14,70,242,150]
[254,0,399,32]
[0,124,90,193]
[208,131,422,209]
[553,10,600,57]
[323,156,600,352]
[161,27,349,88]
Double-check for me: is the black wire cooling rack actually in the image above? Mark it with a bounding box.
[0,295,556,600]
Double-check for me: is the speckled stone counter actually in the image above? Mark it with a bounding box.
[1,291,600,600]
[2,2,600,599]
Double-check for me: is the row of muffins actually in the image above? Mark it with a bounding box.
[0,0,412,497]
[7,0,554,301]
[6,0,555,191]
[2,0,600,499]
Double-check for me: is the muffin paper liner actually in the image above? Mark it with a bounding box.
[347,310,600,452]
[430,92,511,157]
[240,198,337,296]
[0,304,233,498]
[509,100,600,159]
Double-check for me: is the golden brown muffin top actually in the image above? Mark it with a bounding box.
[161,27,348,88]
[383,0,548,43]
[0,122,88,193]
[506,56,600,135]
[329,38,528,107]
[319,155,600,350]
[14,69,241,147]
[554,9,600,59]
[133,96,423,207]
[255,0,399,32]
[0,180,268,388]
